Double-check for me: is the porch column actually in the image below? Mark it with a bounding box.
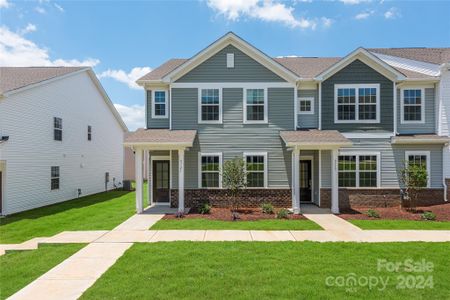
[135,148,144,213]
[293,148,300,214]
[178,149,185,213]
[331,148,339,214]
[147,150,152,206]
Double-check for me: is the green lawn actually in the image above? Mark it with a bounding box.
[0,244,85,300]
[81,242,450,299]
[0,190,137,244]
[350,220,450,230]
[151,218,322,230]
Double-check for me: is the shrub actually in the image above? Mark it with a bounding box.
[400,162,428,211]
[199,203,211,215]
[421,211,436,221]
[261,203,274,214]
[366,209,380,218]
[277,208,289,219]
[222,157,247,214]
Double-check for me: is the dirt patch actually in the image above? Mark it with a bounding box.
[163,207,307,221]
[339,203,450,221]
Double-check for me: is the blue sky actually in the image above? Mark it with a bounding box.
[1,0,449,130]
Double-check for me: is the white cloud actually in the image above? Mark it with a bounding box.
[19,23,37,35]
[206,0,331,30]
[339,0,371,4]
[54,3,64,12]
[321,17,333,28]
[0,26,100,67]
[354,10,374,20]
[35,6,46,14]
[114,104,145,130]
[0,0,10,9]
[384,7,401,19]
[98,67,151,90]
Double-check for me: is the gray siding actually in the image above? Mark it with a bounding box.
[297,89,318,129]
[171,87,295,188]
[321,59,394,132]
[321,150,332,188]
[397,88,436,134]
[146,90,170,129]
[176,45,286,83]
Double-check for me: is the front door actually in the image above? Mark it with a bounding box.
[152,161,170,203]
[300,160,312,202]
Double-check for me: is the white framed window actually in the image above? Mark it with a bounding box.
[298,97,314,114]
[244,88,268,124]
[243,152,268,188]
[338,152,380,188]
[401,88,425,124]
[198,88,222,124]
[405,151,430,187]
[226,53,234,68]
[51,166,60,190]
[53,117,62,141]
[334,84,380,123]
[152,90,168,118]
[198,153,222,188]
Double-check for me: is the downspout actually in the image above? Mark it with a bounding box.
[318,81,322,130]
[444,143,448,202]
[393,81,398,135]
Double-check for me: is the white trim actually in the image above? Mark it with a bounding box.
[393,82,397,135]
[318,150,322,206]
[337,151,382,188]
[198,152,223,189]
[292,148,300,213]
[318,82,322,130]
[171,82,294,88]
[226,53,234,68]
[243,152,268,188]
[294,88,298,129]
[400,87,426,124]
[178,149,185,212]
[198,88,223,124]
[405,151,431,188]
[299,155,314,203]
[169,87,173,130]
[243,88,268,124]
[150,155,171,205]
[334,84,380,124]
[151,90,168,119]
[342,132,394,139]
[298,97,315,115]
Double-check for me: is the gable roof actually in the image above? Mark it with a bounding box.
[138,59,187,82]
[0,67,86,95]
[368,48,450,65]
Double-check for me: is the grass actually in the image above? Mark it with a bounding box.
[81,242,450,299]
[350,220,450,230]
[151,218,323,230]
[0,189,137,244]
[0,244,85,300]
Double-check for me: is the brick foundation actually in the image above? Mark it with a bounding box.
[170,189,291,209]
[447,179,450,201]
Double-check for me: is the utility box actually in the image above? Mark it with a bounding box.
[123,180,132,191]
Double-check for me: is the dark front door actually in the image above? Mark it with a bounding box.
[153,160,170,203]
[300,160,312,202]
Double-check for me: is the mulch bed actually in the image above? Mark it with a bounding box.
[339,203,450,221]
[163,207,307,221]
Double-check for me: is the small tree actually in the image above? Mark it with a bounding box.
[400,162,428,211]
[222,157,247,217]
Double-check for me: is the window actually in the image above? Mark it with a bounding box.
[334,84,380,123]
[405,151,430,187]
[54,117,62,141]
[401,88,424,123]
[199,153,222,188]
[227,53,234,68]
[199,89,222,123]
[244,88,267,123]
[298,97,314,114]
[152,90,167,118]
[87,125,92,141]
[244,153,267,188]
[338,153,379,187]
[51,166,60,190]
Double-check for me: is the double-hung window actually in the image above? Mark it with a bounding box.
[54,117,62,141]
[199,153,222,188]
[51,166,60,190]
[298,97,314,114]
[244,88,267,123]
[87,125,92,141]
[405,151,430,187]
[152,90,168,118]
[244,153,267,188]
[338,153,379,188]
[199,89,221,123]
[335,84,380,123]
[401,88,424,123]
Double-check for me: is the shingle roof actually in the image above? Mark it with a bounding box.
[124,128,197,146]
[274,57,341,79]
[137,59,187,81]
[280,130,351,147]
[368,48,450,65]
[0,67,87,94]
[391,134,450,144]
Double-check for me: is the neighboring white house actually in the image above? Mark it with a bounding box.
[0,67,128,215]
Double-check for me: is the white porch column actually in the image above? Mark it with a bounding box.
[331,148,339,214]
[147,150,152,206]
[178,149,185,213]
[135,148,144,213]
[293,148,300,214]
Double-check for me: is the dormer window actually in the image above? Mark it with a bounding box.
[152,90,168,118]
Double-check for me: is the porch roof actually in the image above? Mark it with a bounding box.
[124,128,197,149]
[391,134,450,145]
[280,130,352,148]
